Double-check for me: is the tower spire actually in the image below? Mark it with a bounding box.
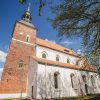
[27,3,31,12]
[21,3,32,23]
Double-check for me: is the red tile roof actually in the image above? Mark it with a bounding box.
[36,38,79,58]
[31,56,95,71]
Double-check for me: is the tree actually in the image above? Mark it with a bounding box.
[51,0,100,69]
[18,0,100,71]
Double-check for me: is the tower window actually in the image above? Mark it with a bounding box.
[19,60,24,68]
[26,35,30,42]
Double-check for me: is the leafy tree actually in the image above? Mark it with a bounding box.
[18,0,26,4]
[18,0,100,71]
[51,0,100,69]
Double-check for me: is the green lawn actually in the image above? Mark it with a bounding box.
[54,94,100,100]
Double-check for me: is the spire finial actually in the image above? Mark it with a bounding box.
[21,3,32,23]
[27,3,31,12]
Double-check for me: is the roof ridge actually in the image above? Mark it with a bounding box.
[36,37,78,57]
[37,38,73,51]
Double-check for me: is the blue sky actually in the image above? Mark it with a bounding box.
[0,0,82,69]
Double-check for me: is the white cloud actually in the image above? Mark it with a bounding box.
[45,38,56,44]
[0,68,3,72]
[50,40,56,44]
[0,50,7,62]
[45,39,48,41]
[77,49,81,54]
[0,68,3,80]
[60,40,75,46]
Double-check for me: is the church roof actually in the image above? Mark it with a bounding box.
[36,38,79,57]
[19,20,35,28]
[31,56,95,71]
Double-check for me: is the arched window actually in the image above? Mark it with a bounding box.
[82,75,87,83]
[67,58,70,63]
[70,73,78,89]
[54,72,60,89]
[19,60,24,68]
[42,52,47,59]
[26,35,30,42]
[70,74,74,88]
[56,55,60,61]
[91,75,95,86]
[76,60,79,65]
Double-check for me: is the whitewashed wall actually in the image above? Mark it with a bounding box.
[28,45,100,99]
[36,45,79,65]
[35,63,100,99]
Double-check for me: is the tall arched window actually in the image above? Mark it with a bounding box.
[56,55,60,61]
[26,35,30,42]
[42,52,47,59]
[82,75,87,83]
[70,73,78,89]
[70,74,74,88]
[54,72,60,89]
[91,75,95,86]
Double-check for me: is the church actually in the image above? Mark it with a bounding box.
[0,6,100,99]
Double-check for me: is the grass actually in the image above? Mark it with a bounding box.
[54,94,100,100]
[0,94,100,100]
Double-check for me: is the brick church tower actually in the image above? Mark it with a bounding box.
[0,6,36,94]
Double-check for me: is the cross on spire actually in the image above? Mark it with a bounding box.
[21,3,32,23]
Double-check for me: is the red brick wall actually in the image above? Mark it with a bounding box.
[0,22,36,94]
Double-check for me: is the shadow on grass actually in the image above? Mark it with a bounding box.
[53,94,100,100]
[89,94,100,100]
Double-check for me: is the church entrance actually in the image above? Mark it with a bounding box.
[32,86,34,99]
[85,84,88,95]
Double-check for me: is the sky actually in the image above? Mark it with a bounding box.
[0,0,82,70]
